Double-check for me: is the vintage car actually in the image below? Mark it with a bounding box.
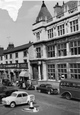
[36,84,58,95]
[2,91,35,108]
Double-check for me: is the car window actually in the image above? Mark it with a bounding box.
[11,93,17,97]
[17,94,22,97]
[22,93,28,97]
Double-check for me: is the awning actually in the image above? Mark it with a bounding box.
[19,71,29,77]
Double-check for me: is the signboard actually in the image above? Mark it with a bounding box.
[0,63,28,69]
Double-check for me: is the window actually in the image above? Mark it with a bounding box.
[47,45,55,57]
[48,28,53,39]
[10,61,12,64]
[22,93,27,97]
[70,19,79,32]
[57,64,67,80]
[70,63,80,79]
[57,43,67,56]
[57,24,65,36]
[23,50,27,57]
[6,61,8,64]
[15,52,18,58]
[36,47,41,58]
[17,94,22,97]
[5,55,8,59]
[10,53,12,59]
[47,64,55,80]
[15,60,18,63]
[36,32,40,41]
[70,41,80,55]
[24,59,27,63]
[0,56,2,60]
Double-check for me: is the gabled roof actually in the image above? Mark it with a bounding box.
[36,1,52,23]
[4,42,32,54]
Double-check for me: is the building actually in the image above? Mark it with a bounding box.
[30,1,80,85]
[0,42,32,81]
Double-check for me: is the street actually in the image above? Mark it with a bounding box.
[0,87,80,115]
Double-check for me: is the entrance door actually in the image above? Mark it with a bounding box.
[32,65,38,80]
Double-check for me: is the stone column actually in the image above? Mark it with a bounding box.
[42,61,47,80]
[38,61,41,81]
[67,42,71,56]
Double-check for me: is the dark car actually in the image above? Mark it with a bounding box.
[36,84,58,95]
[0,84,18,101]
[2,79,12,86]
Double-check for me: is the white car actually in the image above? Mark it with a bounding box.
[2,91,35,108]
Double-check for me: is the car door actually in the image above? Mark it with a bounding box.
[16,93,23,104]
[22,93,28,104]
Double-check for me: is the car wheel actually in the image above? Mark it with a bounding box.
[65,93,71,100]
[10,102,16,108]
[48,91,51,95]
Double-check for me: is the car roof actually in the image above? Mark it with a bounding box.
[60,79,80,83]
[12,91,28,94]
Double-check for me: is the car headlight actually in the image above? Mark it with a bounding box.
[6,100,10,104]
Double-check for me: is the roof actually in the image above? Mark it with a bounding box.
[4,42,32,54]
[36,1,52,23]
[13,91,28,94]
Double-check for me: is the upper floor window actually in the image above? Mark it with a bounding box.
[36,47,41,58]
[24,59,27,63]
[23,50,27,57]
[36,32,40,41]
[10,61,12,64]
[57,24,65,36]
[47,45,55,57]
[48,28,53,39]
[70,19,79,32]
[57,43,67,56]
[15,52,18,58]
[70,41,80,55]
[5,55,8,59]
[47,64,55,80]
[10,53,12,59]
[15,60,18,63]
[6,61,8,64]
[0,56,2,60]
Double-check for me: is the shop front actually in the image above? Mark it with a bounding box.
[0,63,28,82]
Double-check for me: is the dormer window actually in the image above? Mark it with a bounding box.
[36,32,40,41]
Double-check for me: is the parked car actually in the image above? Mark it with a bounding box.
[2,91,35,108]
[36,84,58,95]
[2,79,12,86]
[0,84,18,100]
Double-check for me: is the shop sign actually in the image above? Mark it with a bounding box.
[0,63,28,69]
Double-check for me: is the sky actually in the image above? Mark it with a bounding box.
[0,0,64,49]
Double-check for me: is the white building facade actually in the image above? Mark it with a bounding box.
[30,1,80,85]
